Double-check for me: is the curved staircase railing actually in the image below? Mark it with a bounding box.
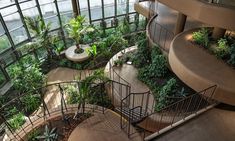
[0,79,111,141]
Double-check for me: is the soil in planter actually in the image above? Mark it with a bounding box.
[25,113,92,141]
[75,48,84,54]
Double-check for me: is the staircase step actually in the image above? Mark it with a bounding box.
[115,107,146,123]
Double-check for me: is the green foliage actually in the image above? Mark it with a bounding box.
[149,55,168,78]
[25,16,55,59]
[0,36,10,52]
[21,94,41,115]
[155,78,178,111]
[8,55,45,93]
[138,55,168,82]
[66,85,80,104]
[114,59,124,66]
[71,69,111,109]
[117,17,131,35]
[27,129,40,141]
[25,16,50,37]
[133,38,150,68]
[66,16,94,45]
[86,44,97,57]
[213,38,230,59]
[176,87,188,97]
[0,73,6,85]
[17,41,41,54]
[36,125,58,141]
[192,28,209,48]
[151,45,162,59]
[8,108,25,130]
[228,44,235,66]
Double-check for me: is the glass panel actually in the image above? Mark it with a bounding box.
[0,35,11,53]
[20,0,36,10]
[44,16,60,29]
[36,47,47,60]
[90,0,102,20]
[10,27,28,44]
[58,0,73,13]
[80,10,89,21]
[41,3,58,18]
[1,49,16,66]
[0,0,15,9]
[0,70,7,86]
[38,0,54,5]
[3,13,23,31]
[117,0,127,15]
[60,12,73,25]
[129,0,135,12]
[0,5,17,17]
[21,7,39,19]
[0,23,5,36]
[79,0,88,9]
[104,0,114,18]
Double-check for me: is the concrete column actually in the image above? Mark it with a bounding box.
[174,12,187,35]
[212,27,226,39]
[71,0,79,17]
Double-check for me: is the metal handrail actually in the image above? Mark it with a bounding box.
[143,85,218,140]
[145,85,217,118]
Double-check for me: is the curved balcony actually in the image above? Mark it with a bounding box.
[168,28,235,106]
[158,0,235,31]
[146,14,174,53]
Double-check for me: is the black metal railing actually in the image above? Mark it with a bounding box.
[142,85,218,141]
[0,79,110,141]
[146,14,174,52]
[120,91,154,137]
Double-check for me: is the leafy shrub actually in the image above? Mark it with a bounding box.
[114,59,124,66]
[8,111,25,130]
[133,38,150,68]
[138,55,168,80]
[155,78,178,111]
[151,45,162,60]
[192,28,210,48]
[228,44,235,66]
[27,129,40,141]
[148,55,168,78]
[65,85,80,104]
[21,94,41,115]
[214,38,229,59]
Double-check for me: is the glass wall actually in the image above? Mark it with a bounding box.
[0,0,144,89]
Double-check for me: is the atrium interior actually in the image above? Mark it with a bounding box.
[0,0,234,141]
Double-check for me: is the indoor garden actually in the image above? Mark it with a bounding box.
[0,0,234,141]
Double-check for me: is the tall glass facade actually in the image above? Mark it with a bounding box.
[0,0,144,88]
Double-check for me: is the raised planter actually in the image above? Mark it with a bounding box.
[65,44,91,62]
[169,28,235,106]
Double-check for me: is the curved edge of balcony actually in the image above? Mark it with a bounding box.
[158,0,235,31]
[169,28,235,106]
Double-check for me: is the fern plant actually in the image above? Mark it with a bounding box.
[192,28,209,48]
[36,125,58,141]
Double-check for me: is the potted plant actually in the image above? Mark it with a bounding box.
[66,16,94,54]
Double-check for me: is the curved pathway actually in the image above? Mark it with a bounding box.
[68,110,142,141]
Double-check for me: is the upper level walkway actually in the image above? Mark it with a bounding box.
[154,105,235,141]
